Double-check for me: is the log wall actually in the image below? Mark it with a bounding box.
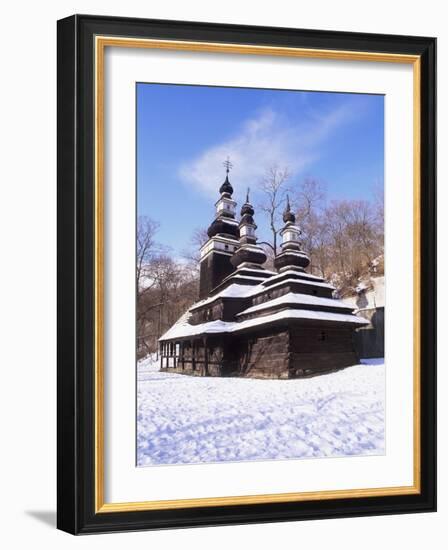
[160,325,360,379]
[288,326,358,377]
[237,331,290,379]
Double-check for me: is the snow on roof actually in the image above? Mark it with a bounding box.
[220,267,273,285]
[277,249,309,258]
[237,292,354,316]
[235,308,369,331]
[238,244,266,253]
[189,283,254,311]
[200,235,239,250]
[159,307,368,341]
[235,265,277,275]
[252,277,335,296]
[227,274,265,281]
[220,218,239,225]
[189,274,335,314]
[159,316,233,341]
[159,310,194,341]
[264,269,324,283]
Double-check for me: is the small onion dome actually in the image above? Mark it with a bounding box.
[219,175,233,197]
[240,188,254,216]
[207,217,239,239]
[240,213,255,226]
[241,202,254,216]
[283,195,295,223]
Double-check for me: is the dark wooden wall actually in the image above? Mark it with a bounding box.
[160,324,362,379]
[237,331,290,379]
[289,326,358,377]
[199,252,235,299]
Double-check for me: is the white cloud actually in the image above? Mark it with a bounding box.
[179,99,356,200]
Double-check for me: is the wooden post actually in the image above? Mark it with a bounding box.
[203,336,208,376]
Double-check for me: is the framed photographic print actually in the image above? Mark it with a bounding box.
[57,14,436,534]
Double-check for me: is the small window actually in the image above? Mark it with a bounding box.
[318,331,326,341]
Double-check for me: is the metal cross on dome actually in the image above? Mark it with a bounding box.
[223,156,233,175]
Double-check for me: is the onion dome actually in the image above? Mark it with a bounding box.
[219,157,234,197]
[219,174,234,197]
[207,217,239,239]
[283,195,296,223]
[240,189,254,217]
[240,190,255,227]
[206,161,239,240]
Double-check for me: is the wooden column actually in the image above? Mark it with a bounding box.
[203,336,208,376]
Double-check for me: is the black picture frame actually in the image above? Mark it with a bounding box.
[57,14,436,534]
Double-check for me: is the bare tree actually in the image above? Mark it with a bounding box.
[294,178,327,275]
[136,218,200,358]
[373,181,385,228]
[296,178,326,219]
[323,199,383,294]
[182,227,209,267]
[258,165,290,257]
[137,254,199,357]
[137,216,160,291]
[136,217,162,358]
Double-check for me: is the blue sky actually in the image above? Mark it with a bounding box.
[137,83,384,257]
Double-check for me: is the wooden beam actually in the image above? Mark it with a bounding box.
[203,336,208,376]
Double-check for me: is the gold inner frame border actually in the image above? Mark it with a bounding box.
[94,35,421,514]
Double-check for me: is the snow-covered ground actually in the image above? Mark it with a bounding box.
[137,355,385,466]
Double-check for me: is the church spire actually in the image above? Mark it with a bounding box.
[219,157,234,196]
[274,196,310,272]
[206,160,238,239]
[283,194,295,223]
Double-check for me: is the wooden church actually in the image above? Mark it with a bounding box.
[159,168,368,379]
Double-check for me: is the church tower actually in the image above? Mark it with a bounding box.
[274,195,310,272]
[231,188,267,270]
[199,160,240,299]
